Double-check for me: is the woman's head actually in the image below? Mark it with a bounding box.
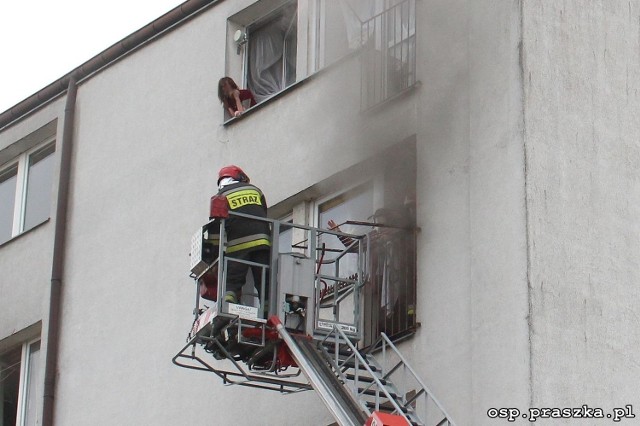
[218,77,239,102]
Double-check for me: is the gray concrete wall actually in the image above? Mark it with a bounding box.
[523,0,640,416]
[416,1,529,424]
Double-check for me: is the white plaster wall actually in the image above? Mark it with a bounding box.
[53,5,335,426]
[524,0,640,415]
[0,224,53,338]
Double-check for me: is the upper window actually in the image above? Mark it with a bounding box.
[245,2,297,102]
[0,339,41,426]
[226,0,298,116]
[0,141,55,245]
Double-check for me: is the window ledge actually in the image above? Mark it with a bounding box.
[0,218,50,249]
[222,78,311,126]
[221,46,367,126]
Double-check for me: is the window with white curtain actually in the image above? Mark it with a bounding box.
[245,2,297,102]
[0,141,55,245]
[0,339,41,426]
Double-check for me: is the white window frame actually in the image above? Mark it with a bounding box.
[0,138,55,243]
[0,338,41,426]
[226,0,300,112]
[311,178,383,229]
[15,338,41,426]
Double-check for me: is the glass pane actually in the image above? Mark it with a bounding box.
[278,221,293,254]
[0,346,22,426]
[23,144,55,231]
[23,341,41,426]
[0,166,18,245]
[284,11,297,87]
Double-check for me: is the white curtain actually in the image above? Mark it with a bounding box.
[247,6,297,102]
[338,0,383,49]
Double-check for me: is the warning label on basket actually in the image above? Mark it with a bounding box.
[317,320,357,334]
[228,303,259,320]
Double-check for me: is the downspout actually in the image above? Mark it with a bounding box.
[42,74,78,426]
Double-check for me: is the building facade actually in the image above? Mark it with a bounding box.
[1,1,639,425]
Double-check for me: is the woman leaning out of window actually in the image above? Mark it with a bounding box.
[218,77,257,118]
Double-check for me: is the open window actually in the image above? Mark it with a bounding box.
[246,3,297,102]
[227,0,298,112]
[311,145,417,346]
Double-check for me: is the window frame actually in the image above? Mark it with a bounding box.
[0,138,56,244]
[15,338,41,426]
[311,177,418,347]
[243,1,298,103]
[311,180,377,230]
[0,337,41,426]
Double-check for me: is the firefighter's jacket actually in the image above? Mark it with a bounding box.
[205,182,271,257]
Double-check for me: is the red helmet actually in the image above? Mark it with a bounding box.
[218,165,249,184]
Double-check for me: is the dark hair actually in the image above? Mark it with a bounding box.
[218,77,239,104]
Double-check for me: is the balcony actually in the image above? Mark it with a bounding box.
[360,0,416,110]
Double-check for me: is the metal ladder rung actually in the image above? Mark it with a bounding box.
[357,387,398,399]
[339,358,379,372]
[345,372,388,386]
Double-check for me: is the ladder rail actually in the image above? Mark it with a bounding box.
[272,318,368,426]
[377,332,458,426]
[324,327,414,423]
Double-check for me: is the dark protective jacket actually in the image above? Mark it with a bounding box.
[206,182,270,254]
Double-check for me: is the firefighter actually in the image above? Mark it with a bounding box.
[209,165,271,309]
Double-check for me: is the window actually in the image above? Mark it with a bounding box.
[0,141,55,245]
[316,183,373,279]
[0,340,41,426]
[245,2,297,102]
[314,175,417,347]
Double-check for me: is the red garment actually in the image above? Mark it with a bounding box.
[227,89,257,112]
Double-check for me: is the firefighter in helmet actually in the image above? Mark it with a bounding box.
[208,165,271,309]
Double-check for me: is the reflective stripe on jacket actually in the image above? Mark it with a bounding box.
[208,182,271,253]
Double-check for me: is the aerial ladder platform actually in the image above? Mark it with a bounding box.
[173,211,456,426]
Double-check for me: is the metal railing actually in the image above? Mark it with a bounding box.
[361,227,417,348]
[323,326,457,426]
[175,213,368,391]
[361,0,416,110]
